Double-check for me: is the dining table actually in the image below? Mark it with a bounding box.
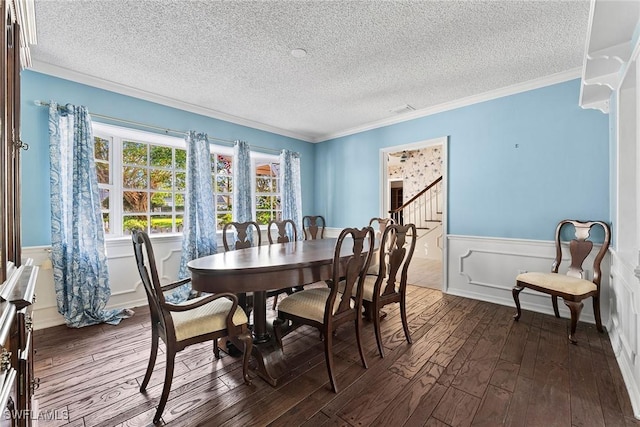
[187,237,354,387]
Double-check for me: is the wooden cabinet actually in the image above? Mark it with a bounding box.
[1,0,37,424]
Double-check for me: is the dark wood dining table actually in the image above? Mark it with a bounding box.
[187,238,349,386]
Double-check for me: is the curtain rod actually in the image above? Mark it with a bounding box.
[33,100,282,154]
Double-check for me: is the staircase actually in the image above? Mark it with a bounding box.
[389,176,443,259]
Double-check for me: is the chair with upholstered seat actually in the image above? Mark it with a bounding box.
[368,217,395,274]
[302,215,326,240]
[267,219,301,308]
[273,227,375,392]
[513,219,611,344]
[132,231,253,423]
[363,223,417,357]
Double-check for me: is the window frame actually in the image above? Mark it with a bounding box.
[92,122,281,239]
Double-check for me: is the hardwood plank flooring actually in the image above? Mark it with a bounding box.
[33,278,639,426]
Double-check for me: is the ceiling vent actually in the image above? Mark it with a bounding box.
[390,104,416,114]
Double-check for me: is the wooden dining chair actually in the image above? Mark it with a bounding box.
[223,221,262,251]
[273,227,375,393]
[132,231,253,423]
[362,223,417,357]
[513,219,611,344]
[267,219,300,308]
[368,217,395,274]
[267,219,299,243]
[302,215,326,240]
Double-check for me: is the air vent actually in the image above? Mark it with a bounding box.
[390,104,416,114]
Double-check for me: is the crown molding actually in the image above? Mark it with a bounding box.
[29,60,315,143]
[314,68,583,143]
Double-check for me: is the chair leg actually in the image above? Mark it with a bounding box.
[153,348,175,424]
[355,315,368,370]
[323,326,338,393]
[593,295,604,333]
[372,301,384,358]
[238,330,253,385]
[273,317,285,350]
[564,300,584,344]
[272,294,278,310]
[400,292,412,346]
[512,285,524,320]
[213,338,221,359]
[140,327,159,392]
[552,296,560,318]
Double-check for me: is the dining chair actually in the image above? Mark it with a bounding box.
[273,226,375,393]
[362,223,417,357]
[132,231,253,423]
[267,219,299,243]
[267,219,301,308]
[513,219,611,344]
[223,221,262,251]
[368,217,395,274]
[302,215,326,240]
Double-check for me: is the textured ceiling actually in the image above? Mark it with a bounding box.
[30,0,590,142]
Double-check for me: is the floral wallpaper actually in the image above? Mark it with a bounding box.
[388,145,442,203]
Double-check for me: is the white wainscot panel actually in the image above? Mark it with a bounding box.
[608,250,640,418]
[24,234,184,330]
[446,235,612,326]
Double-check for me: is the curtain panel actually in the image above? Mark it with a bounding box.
[280,150,303,240]
[48,102,130,327]
[176,132,217,300]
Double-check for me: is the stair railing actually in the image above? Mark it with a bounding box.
[389,176,442,228]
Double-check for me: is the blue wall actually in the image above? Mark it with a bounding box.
[20,70,315,246]
[20,72,609,246]
[314,79,610,241]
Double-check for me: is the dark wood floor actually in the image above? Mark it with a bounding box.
[33,285,639,427]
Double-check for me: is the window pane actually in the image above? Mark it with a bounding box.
[175,172,186,191]
[274,178,280,192]
[151,192,172,212]
[216,195,231,211]
[175,149,186,170]
[123,141,147,165]
[150,145,172,167]
[123,215,148,235]
[216,155,232,175]
[217,213,232,229]
[123,191,148,213]
[94,137,109,161]
[99,188,109,210]
[256,211,271,225]
[256,195,270,209]
[96,161,110,184]
[256,162,276,177]
[274,196,281,210]
[150,215,173,234]
[102,213,110,234]
[175,193,185,212]
[150,169,171,190]
[256,177,270,192]
[176,214,184,232]
[123,167,147,189]
[216,176,232,193]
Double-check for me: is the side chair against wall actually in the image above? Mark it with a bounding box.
[267,219,300,309]
[513,219,611,344]
[362,223,417,358]
[302,215,326,240]
[132,231,253,424]
[273,227,375,393]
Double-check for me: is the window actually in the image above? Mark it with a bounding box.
[93,123,280,237]
[255,161,281,224]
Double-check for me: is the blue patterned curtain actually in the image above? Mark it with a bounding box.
[176,132,217,300]
[280,150,303,240]
[233,140,252,222]
[49,102,130,327]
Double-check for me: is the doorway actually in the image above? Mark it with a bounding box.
[380,136,448,290]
